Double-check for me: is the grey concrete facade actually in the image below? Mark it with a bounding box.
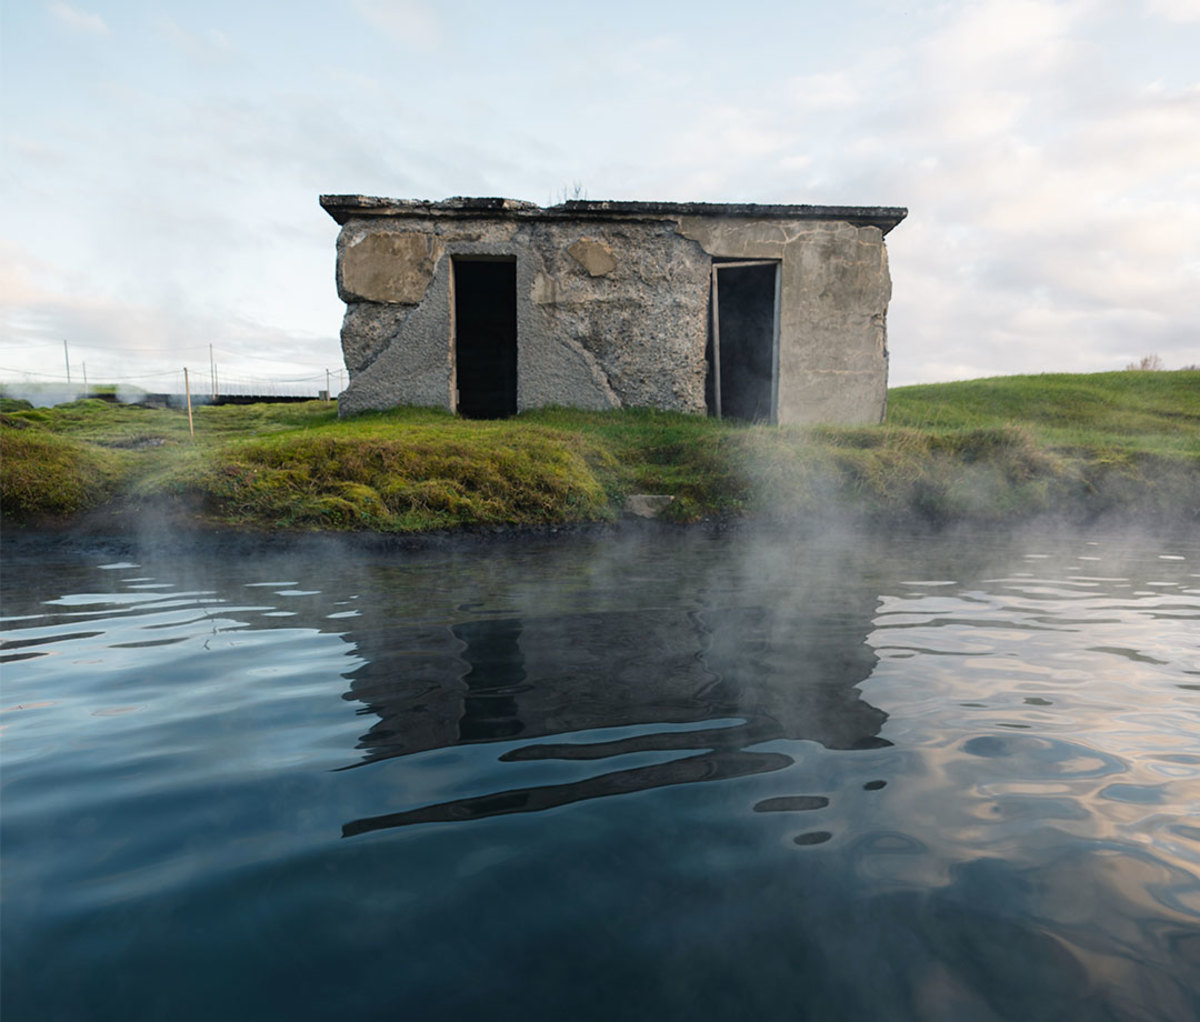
[320,196,906,424]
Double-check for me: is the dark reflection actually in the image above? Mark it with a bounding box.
[0,630,104,650]
[341,584,888,835]
[0,529,893,836]
[344,749,794,836]
[454,619,526,741]
[754,795,829,812]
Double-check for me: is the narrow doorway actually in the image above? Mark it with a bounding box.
[708,260,780,422]
[453,258,517,418]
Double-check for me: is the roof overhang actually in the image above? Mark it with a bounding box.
[320,195,908,235]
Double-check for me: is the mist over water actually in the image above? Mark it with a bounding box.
[2,525,1198,1021]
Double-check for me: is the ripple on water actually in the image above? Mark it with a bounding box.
[1,529,1198,1021]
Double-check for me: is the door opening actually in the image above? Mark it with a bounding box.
[453,258,517,418]
[709,260,780,423]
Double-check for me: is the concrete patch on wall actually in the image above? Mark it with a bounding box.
[785,369,889,425]
[338,231,442,305]
[337,260,454,416]
[530,272,559,305]
[567,237,618,277]
[674,216,791,260]
[516,228,618,411]
[516,320,621,411]
[340,302,415,375]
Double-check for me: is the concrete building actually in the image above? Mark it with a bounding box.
[320,196,906,424]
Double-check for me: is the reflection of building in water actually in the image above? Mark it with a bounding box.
[454,619,526,742]
[341,581,887,836]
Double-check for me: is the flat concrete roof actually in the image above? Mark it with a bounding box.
[320,195,908,235]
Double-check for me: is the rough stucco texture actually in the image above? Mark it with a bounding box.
[527,222,710,413]
[336,217,711,417]
[333,212,892,424]
[676,218,891,424]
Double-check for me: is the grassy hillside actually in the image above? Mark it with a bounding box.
[2,371,1197,531]
[887,372,1199,457]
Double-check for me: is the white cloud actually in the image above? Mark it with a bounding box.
[7,0,1200,393]
[0,244,338,392]
[47,1,109,36]
[1145,0,1200,22]
[350,0,440,49]
[154,17,234,66]
[852,0,1200,380]
[923,0,1082,83]
[7,137,67,168]
[786,71,860,111]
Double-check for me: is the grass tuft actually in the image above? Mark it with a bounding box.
[1,420,126,516]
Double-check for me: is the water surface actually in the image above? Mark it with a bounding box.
[2,526,1198,1020]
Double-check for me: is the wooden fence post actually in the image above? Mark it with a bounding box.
[184,367,195,439]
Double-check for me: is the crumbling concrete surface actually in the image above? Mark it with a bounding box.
[320,196,905,424]
[678,217,892,424]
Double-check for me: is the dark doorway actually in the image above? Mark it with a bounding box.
[453,258,517,418]
[710,261,779,422]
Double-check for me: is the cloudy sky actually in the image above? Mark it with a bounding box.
[2,0,1198,397]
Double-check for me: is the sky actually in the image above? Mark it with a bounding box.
[2,0,1198,397]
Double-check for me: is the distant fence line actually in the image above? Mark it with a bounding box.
[99,393,333,409]
[0,364,346,405]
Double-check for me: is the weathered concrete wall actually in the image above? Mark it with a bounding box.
[336,218,514,415]
[332,204,894,424]
[525,221,710,413]
[335,217,711,417]
[677,217,891,425]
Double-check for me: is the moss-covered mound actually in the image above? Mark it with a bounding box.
[1,415,126,516]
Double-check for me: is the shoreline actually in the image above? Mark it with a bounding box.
[4,497,1196,565]
[3,372,1198,540]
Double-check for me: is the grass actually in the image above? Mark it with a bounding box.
[886,371,1200,457]
[0,415,127,516]
[2,372,1197,531]
[179,418,615,531]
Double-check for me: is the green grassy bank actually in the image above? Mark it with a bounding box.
[2,371,1197,532]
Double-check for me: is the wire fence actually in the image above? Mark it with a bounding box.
[0,363,347,405]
